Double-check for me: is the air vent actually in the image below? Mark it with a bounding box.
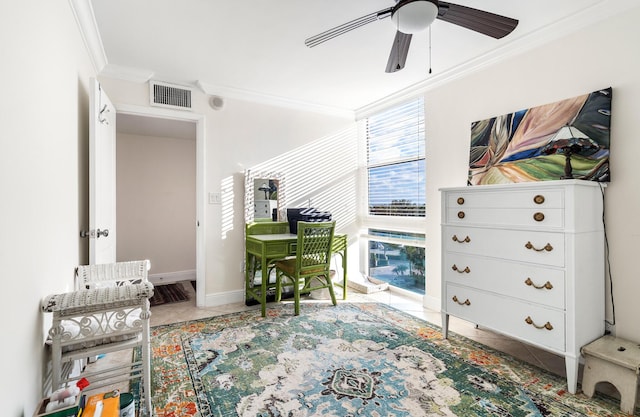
[149,81,192,110]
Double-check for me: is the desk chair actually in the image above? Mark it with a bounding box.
[245,221,290,315]
[41,260,153,416]
[275,221,337,315]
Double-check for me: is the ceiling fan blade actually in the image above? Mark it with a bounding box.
[385,31,412,73]
[437,2,518,39]
[305,7,393,48]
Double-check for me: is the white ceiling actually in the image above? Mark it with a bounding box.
[87,0,630,115]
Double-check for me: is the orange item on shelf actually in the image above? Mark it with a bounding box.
[82,390,120,417]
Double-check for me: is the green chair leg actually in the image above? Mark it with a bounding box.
[293,279,301,316]
[326,275,337,306]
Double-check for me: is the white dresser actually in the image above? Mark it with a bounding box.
[254,199,278,219]
[440,180,605,394]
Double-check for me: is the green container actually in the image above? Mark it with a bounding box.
[119,393,135,417]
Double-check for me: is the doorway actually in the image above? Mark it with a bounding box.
[115,104,206,307]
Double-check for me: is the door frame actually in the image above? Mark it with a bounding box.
[115,103,206,307]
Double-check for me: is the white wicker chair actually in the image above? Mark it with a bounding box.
[41,260,154,416]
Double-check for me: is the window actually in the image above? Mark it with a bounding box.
[367,229,425,294]
[366,98,425,217]
[362,97,426,295]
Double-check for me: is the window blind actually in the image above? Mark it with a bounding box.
[366,98,425,216]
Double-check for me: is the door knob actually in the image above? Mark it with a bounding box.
[97,229,109,238]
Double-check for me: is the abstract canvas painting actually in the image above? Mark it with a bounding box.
[468,87,611,185]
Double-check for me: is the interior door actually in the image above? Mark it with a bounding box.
[89,78,117,264]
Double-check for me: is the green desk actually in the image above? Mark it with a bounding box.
[245,222,347,316]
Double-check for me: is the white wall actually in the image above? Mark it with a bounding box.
[425,6,640,340]
[98,77,354,303]
[0,1,96,415]
[116,133,196,277]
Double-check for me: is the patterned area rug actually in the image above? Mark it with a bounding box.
[150,283,189,307]
[146,303,631,417]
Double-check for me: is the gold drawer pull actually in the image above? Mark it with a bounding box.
[452,235,471,243]
[533,195,545,204]
[525,316,553,331]
[452,265,470,274]
[457,211,465,219]
[524,277,553,290]
[533,212,545,222]
[452,296,470,306]
[525,241,553,252]
[457,197,465,205]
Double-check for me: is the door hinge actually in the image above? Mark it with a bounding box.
[80,229,109,238]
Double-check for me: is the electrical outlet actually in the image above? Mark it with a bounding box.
[208,192,222,204]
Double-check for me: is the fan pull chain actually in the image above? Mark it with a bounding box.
[428,25,432,74]
[396,13,402,70]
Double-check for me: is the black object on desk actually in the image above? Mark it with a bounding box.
[287,208,332,234]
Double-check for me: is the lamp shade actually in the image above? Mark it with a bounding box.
[543,125,599,156]
[391,0,438,34]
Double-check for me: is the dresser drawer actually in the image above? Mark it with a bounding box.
[444,284,565,351]
[443,253,565,309]
[445,207,564,228]
[443,226,565,267]
[445,189,564,209]
[444,188,565,228]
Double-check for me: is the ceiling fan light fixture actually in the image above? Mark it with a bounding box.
[391,0,438,34]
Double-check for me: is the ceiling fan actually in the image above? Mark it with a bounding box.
[305,0,518,73]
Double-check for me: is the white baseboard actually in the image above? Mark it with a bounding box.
[347,279,389,294]
[149,269,196,285]
[204,289,245,307]
[422,294,441,312]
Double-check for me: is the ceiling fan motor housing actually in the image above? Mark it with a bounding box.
[391,0,439,34]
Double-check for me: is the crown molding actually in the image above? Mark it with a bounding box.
[195,80,354,119]
[355,0,639,118]
[70,0,636,120]
[101,64,154,84]
[68,0,107,72]
[66,0,353,120]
